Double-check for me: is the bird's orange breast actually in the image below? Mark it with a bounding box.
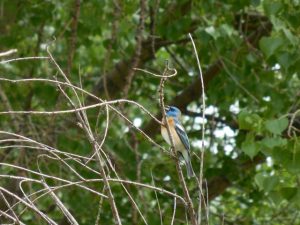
[161,117,184,149]
[167,117,175,126]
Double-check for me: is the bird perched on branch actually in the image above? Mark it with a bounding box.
[161,106,194,178]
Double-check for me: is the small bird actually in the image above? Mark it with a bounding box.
[161,106,194,178]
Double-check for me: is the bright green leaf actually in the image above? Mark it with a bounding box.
[272,148,300,174]
[241,133,260,158]
[254,173,265,191]
[269,190,284,206]
[259,36,284,58]
[238,111,262,132]
[280,187,297,200]
[204,26,219,40]
[263,176,280,192]
[282,28,298,46]
[265,118,289,135]
[255,173,279,192]
[261,137,287,149]
[284,152,300,174]
[242,141,259,159]
[263,0,283,15]
[277,52,298,71]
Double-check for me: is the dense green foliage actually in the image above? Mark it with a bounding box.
[0,0,300,224]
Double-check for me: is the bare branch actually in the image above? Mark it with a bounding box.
[0,49,17,57]
[188,33,207,224]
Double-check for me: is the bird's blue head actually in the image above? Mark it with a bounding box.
[165,106,181,118]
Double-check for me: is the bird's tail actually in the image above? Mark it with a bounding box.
[186,158,195,179]
[180,151,195,179]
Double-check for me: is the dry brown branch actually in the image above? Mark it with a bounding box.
[0,173,185,217]
[0,186,58,224]
[0,76,168,155]
[46,46,123,225]
[48,44,153,225]
[42,181,79,225]
[0,163,107,198]
[0,77,162,125]
[0,190,20,224]
[0,43,197,224]
[0,209,25,225]
[158,61,197,225]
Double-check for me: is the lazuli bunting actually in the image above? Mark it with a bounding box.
[161,106,194,178]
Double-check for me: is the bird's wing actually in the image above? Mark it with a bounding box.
[175,122,190,151]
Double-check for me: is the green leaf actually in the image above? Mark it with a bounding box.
[255,173,279,192]
[265,118,289,135]
[241,133,260,158]
[246,53,257,64]
[272,148,300,174]
[282,28,298,46]
[269,191,284,206]
[251,0,260,7]
[285,152,300,174]
[263,0,283,16]
[204,26,219,40]
[238,111,262,132]
[259,36,284,58]
[280,187,297,200]
[279,188,300,207]
[292,189,300,207]
[254,173,265,191]
[219,24,235,37]
[261,137,287,149]
[277,52,298,71]
[264,176,280,192]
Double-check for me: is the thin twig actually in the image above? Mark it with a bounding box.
[133,67,177,78]
[0,190,20,224]
[151,171,163,225]
[0,186,58,225]
[47,44,123,225]
[42,181,79,225]
[0,56,49,64]
[0,209,25,225]
[188,33,206,225]
[288,109,300,138]
[170,197,177,225]
[0,49,17,57]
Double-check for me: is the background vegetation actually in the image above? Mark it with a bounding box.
[0,0,300,224]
